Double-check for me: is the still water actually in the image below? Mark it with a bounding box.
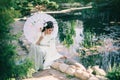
[55,14,120,71]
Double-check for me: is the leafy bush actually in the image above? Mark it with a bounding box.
[12,0,59,16]
[13,59,33,79]
[0,0,33,79]
[106,64,120,80]
[12,0,33,16]
[47,1,59,10]
[82,30,98,49]
[80,54,102,67]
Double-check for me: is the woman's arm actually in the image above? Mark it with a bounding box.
[36,35,43,45]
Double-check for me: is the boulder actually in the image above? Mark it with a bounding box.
[92,66,106,76]
[87,67,93,74]
[75,69,83,78]
[81,72,90,80]
[65,58,86,71]
[96,75,108,80]
[74,63,86,71]
[69,65,76,69]
[51,62,61,70]
[59,63,69,72]
[75,69,90,80]
[65,66,76,76]
[88,76,99,80]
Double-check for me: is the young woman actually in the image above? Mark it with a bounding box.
[29,21,62,71]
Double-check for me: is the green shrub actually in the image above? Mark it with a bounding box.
[80,54,102,67]
[106,64,120,80]
[82,31,96,48]
[12,0,59,16]
[47,1,59,10]
[13,59,33,79]
[0,0,33,79]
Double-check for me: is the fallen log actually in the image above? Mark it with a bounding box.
[31,6,92,15]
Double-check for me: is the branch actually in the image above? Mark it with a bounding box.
[46,6,92,14]
[31,6,92,15]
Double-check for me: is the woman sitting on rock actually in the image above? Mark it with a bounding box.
[28,21,63,71]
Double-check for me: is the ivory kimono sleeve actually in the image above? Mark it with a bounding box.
[33,32,41,44]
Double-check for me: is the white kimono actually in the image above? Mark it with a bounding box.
[28,33,62,71]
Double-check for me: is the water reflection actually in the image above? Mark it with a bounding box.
[56,19,84,61]
[55,14,120,71]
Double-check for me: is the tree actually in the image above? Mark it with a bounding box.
[12,0,59,16]
[0,0,32,79]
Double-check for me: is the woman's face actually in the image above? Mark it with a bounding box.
[45,28,53,35]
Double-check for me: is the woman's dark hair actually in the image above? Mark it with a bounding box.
[42,21,54,32]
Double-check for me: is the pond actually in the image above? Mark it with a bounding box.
[54,11,120,71]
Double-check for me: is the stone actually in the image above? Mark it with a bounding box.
[81,72,90,80]
[89,73,94,77]
[51,62,61,70]
[74,62,86,71]
[59,63,69,72]
[96,75,108,80]
[65,58,86,71]
[88,76,99,80]
[87,68,93,74]
[69,65,76,69]
[92,66,106,76]
[92,65,99,69]
[65,58,77,65]
[65,66,76,76]
[75,69,90,80]
[75,69,83,78]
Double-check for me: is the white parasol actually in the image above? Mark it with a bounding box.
[23,12,58,43]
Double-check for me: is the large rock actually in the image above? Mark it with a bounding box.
[51,62,61,70]
[65,66,76,76]
[88,76,99,80]
[75,69,83,78]
[59,63,69,72]
[66,58,86,71]
[81,72,90,80]
[74,62,86,71]
[96,75,108,80]
[92,66,106,76]
[52,59,107,80]
[87,67,93,74]
[69,65,76,69]
[75,69,90,80]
